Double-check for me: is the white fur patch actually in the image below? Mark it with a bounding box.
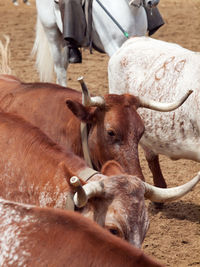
[0,202,37,266]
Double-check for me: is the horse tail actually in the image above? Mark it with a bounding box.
[32,16,54,82]
[0,35,12,75]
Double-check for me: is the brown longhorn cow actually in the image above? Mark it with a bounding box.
[0,73,192,180]
[0,198,164,267]
[0,111,198,247]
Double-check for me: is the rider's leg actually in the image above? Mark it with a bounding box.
[59,0,87,63]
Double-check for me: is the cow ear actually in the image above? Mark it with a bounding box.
[101,160,126,176]
[66,100,96,123]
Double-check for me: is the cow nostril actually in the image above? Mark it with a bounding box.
[107,130,116,137]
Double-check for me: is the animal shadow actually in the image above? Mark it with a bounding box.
[148,201,200,223]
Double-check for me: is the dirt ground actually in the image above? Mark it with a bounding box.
[0,0,200,266]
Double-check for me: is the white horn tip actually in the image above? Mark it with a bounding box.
[77,76,84,82]
[70,176,81,187]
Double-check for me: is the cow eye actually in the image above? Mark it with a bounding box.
[107,130,116,137]
[106,225,124,238]
[109,228,120,236]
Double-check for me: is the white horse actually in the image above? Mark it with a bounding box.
[33,0,160,86]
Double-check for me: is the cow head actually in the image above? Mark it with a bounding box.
[63,160,148,247]
[66,93,145,179]
[66,79,192,179]
[63,160,200,247]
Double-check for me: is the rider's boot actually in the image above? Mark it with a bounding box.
[65,38,82,64]
[68,46,82,64]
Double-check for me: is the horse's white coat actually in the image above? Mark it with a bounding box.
[33,0,158,86]
[108,36,200,162]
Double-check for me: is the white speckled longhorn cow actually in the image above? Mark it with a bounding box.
[0,198,164,267]
[108,36,200,188]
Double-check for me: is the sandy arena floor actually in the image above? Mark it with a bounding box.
[0,0,200,266]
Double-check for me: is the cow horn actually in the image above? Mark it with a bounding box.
[77,76,105,107]
[70,176,104,208]
[138,90,193,112]
[143,172,200,202]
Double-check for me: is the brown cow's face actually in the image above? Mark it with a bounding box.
[79,174,149,247]
[66,94,145,178]
[88,94,145,178]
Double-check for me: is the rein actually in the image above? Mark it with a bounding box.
[95,0,129,38]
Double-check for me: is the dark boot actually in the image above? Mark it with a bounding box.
[68,45,82,64]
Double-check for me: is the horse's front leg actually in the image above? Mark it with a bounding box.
[45,27,69,87]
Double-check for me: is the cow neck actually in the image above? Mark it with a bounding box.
[78,167,100,182]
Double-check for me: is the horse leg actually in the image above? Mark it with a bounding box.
[23,0,31,5]
[142,145,167,188]
[44,28,69,87]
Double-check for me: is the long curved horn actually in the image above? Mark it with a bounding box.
[138,90,193,112]
[77,76,104,167]
[77,76,93,168]
[144,172,200,202]
[70,176,104,208]
[77,76,105,107]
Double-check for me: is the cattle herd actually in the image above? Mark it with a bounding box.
[0,0,200,266]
